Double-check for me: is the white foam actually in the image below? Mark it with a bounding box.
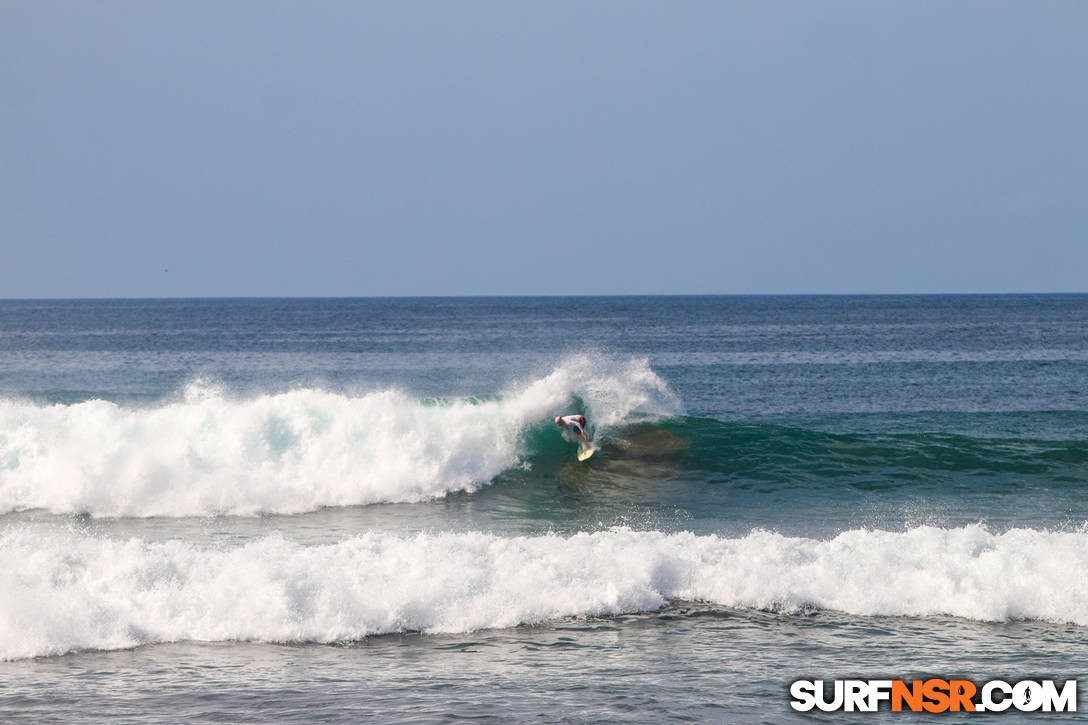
[0,356,679,517]
[1,524,1085,659]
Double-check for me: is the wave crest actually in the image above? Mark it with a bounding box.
[0,356,679,517]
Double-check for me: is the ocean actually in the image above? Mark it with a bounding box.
[1,295,1086,722]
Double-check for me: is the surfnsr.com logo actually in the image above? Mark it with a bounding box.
[790,679,1077,713]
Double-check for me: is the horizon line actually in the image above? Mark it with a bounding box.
[2,291,1088,302]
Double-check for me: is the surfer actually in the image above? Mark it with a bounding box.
[555,414,592,451]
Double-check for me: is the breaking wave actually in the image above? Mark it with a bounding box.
[2,523,1085,660]
[0,356,679,517]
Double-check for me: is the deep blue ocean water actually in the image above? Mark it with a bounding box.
[1,295,1086,722]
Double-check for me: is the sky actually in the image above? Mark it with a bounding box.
[2,0,1086,297]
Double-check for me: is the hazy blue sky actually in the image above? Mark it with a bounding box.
[3,1,1086,296]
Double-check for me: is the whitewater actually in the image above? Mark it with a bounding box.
[0,356,678,517]
[4,524,1086,660]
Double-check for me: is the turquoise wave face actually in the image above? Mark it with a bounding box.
[480,415,1088,538]
[513,414,1088,488]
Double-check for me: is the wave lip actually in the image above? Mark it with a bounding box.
[0,356,679,517]
[2,524,1085,660]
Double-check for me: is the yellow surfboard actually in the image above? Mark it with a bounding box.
[577,445,596,462]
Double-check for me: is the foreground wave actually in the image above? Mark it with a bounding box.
[2,524,1085,659]
[0,356,678,517]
